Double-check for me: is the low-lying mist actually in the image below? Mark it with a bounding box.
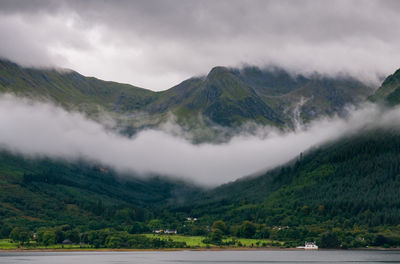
[0,94,395,185]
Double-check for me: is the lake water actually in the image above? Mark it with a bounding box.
[1,250,399,264]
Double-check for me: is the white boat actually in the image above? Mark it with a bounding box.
[297,241,318,250]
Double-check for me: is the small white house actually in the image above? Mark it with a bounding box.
[297,241,318,250]
[164,229,177,234]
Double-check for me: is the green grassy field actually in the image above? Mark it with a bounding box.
[145,234,283,248]
[0,239,90,250]
[0,239,18,249]
[0,235,283,250]
[34,244,89,249]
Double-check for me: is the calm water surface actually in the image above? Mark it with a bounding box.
[1,250,399,264]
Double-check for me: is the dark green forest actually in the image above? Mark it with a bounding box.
[172,129,400,248]
[2,129,400,248]
[0,151,200,248]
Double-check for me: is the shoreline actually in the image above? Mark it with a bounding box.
[1,247,398,253]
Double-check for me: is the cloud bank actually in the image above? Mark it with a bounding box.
[0,0,399,90]
[0,94,393,185]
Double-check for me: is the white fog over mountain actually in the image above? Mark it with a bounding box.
[0,94,396,185]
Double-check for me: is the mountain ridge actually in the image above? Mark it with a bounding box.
[0,59,375,138]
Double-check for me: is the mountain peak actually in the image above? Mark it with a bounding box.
[206,66,232,79]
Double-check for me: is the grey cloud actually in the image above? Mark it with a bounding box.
[0,0,399,90]
[0,94,390,186]
[0,0,61,14]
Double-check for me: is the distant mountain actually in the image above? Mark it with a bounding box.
[214,67,374,126]
[152,66,283,127]
[0,59,375,137]
[369,68,400,105]
[0,59,158,114]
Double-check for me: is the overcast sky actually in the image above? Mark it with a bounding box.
[0,0,399,90]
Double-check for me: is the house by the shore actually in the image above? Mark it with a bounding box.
[297,241,318,250]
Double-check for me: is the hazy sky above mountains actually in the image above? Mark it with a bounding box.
[0,0,399,90]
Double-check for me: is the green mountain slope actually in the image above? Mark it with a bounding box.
[156,66,374,128]
[0,59,375,133]
[0,151,199,231]
[156,67,283,127]
[232,67,374,124]
[0,60,158,113]
[180,129,400,235]
[3,128,400,247]
[369,68,400,105]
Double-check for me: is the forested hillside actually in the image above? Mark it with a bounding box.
[0,151,199,233]
[3,129,400,248]
[175,129,400,247]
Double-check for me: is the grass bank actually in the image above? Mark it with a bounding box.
[144,234,283,248]
[0,235,284,250]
